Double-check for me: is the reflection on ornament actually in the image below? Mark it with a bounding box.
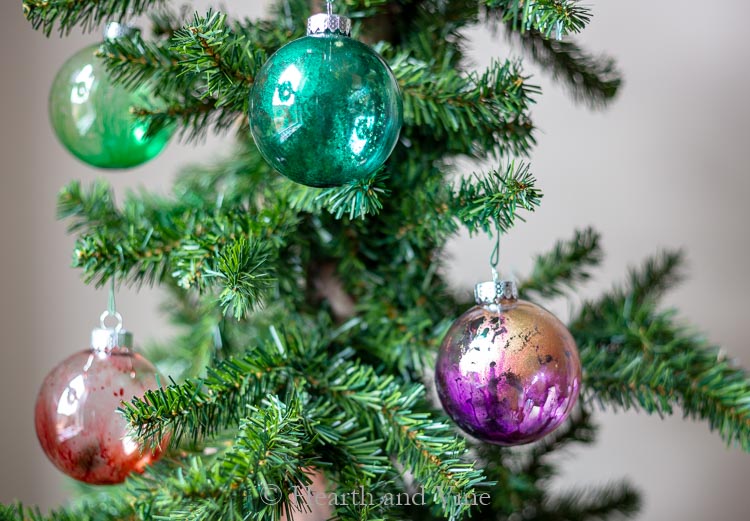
[435,281,581,446]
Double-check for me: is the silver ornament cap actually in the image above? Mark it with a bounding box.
[307,13,352,37]
[103,21,139,40]
[475,280,519,312]
[91,327,133,351]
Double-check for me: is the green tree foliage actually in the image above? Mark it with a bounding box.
[8,0,750,520]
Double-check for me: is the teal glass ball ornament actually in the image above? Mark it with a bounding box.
[249,12,403,187]
[49,24,173,169]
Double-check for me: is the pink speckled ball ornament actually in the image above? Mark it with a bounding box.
[435,280,581,446]
[34,313,165,484]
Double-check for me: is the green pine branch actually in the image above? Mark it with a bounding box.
[520,228,603,299]
[579,304,750,451]
[147,6,186,38]
[322,365,487,520]
[170,137,274,206]
[353,156,459,251]
[351,304,450,377]
[98,30,183,91]
[120,335,292,447]
[573,251,685,344]
[23,0,164,36]
[573,253,750,451]
[486,0,592,39]
[511,28,622,107]
[329,501,393,521]
[624,250,686,306]
[452,161,543,235]
[136,396,313,521]
[302,395,391,481]
[393,2,483,74]
[123,329,487,520]
[210,237,275,319]
[286,169,392,220]
[144,11,267,139]
[534,482,641,521]
[394,52,538,157]
[172,11,258,91]
[97,11,297,140]
[57,179,121,232]
[58,180,295,317]
[471,445,538,515]
[0,493,135,521]
[212,396,316,519]
[113,394,320,521]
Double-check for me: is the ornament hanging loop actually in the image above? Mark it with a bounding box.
[99,310,123,332]
[92,276,132,350]
[489,229,501,282]
[108,277,117,315]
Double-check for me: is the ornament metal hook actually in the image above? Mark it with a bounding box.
[475,225,518,312]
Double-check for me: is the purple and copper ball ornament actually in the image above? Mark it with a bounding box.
[435,280,581,446]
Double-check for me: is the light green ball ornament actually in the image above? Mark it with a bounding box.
[249,5,403,187]
[49,23,173,169]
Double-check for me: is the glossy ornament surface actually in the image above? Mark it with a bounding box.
[49,41,173,169]
[435,283,581,446]
[34,329,164,484]
[249,29,403,187]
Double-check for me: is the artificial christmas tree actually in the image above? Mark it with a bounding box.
[5,0,750,520]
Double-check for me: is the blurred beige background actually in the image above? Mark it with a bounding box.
[1,0,748,518]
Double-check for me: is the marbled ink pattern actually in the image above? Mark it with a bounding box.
[34,348,164,484]
[435,300,581,446]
